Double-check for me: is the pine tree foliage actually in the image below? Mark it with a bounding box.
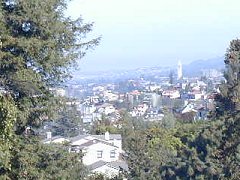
[216,39,240,114]
[0,0,100,178]
[0,0,100,133]
[0,95,17,176]
[8,137,87,179]
[215,39,240,178]
[124,39,240,179]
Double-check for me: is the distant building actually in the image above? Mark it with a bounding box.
[50,87,66,97]
[130,103,148,117]
[201,69,223,78]
[162,90,180,99]
[152,93,162,108]
[144,107,164,121]
[42,132,69,144]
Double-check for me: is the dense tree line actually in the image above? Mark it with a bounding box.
[124,39,240,179]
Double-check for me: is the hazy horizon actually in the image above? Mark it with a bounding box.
[66,0,240,72]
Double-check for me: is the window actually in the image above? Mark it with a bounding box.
[97,150,103,158]
[110,150,116,158]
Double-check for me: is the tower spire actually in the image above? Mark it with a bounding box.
[177,60,183,80]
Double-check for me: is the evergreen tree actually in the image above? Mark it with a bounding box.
[0,0,100,134]
[0,0,99,178]
[0,95,17,178]
[9,137,87,179]
[216,39,240,114]
[215,39,240,178]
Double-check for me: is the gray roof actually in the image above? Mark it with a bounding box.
[69,135,88,142]
[42,135,65,143]
[88,160,128,171]
[108,160,128,171]
[80,139,119,148]
[78,140,95,148]
[69,134,122,143]
[92,134,122,140]
[70,138,119,150]
[88,160,107,170]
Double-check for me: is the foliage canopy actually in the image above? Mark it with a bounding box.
[0,0,99,178]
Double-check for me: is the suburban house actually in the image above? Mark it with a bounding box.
[69,132,128,177]
[181,103,197,114]
[144,107,164,121]
[162,90,180,99]
[176,101,209,122]
[88,160,128,178]
[42,131,127,177]
[97,103,116,115]
[42,132,69,144]
[103,91,119,102]
[130,104,148,117]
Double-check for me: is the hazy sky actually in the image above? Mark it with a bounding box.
[66,0,240,72]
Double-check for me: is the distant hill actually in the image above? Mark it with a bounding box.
[70,57,225,82]
[183,57,225,77]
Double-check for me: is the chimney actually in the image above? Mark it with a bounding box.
[46,131,52,139]
[104,131,110,141]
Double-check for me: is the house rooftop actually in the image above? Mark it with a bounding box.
[42,135,68,144]
[108,160,128,171]
[92,134,122,140]
[88,160,107,171]
[69,135,89,142]
[69,134,122,142]
[88,160,128,172]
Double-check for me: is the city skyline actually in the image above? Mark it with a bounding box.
[66,0,240,72]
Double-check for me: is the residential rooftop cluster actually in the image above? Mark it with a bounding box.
[42,64,223,177]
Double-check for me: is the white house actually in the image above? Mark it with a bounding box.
[42,132,69,144]
[181,103,197,114]
[162,90,180,99]
[103,91,119,102]
[43,131,127,177]
[97,103,116,115]
[88,160,128,178]
[130,104,148,117]
[69,132,127,177]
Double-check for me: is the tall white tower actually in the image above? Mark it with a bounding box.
[177,60,183,80]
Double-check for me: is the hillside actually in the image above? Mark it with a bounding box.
[183,57,224,77]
